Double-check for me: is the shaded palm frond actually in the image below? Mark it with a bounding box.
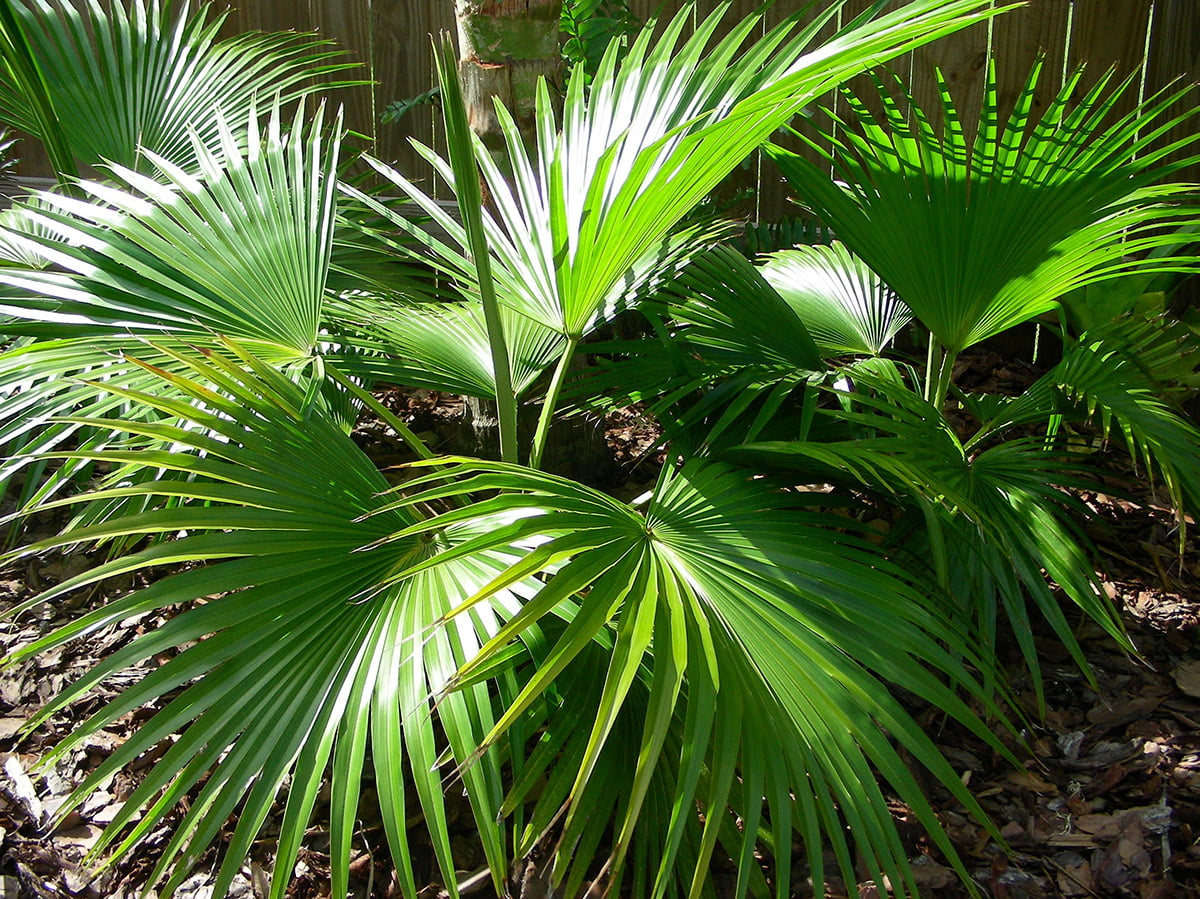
[566,245,825,452]
[326,291,567,399]
[728,374,1128,693]
[979,317,1200,534]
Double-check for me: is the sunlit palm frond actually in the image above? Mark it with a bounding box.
[769,59,1200,354]
[0,0,359,174]
[378,457,1011,898]
[0,102,359,509]
[0,337,186,509]
[356,0,1006,346]
[0,196,68,268]
[760,241,911,357]
[2,344,531,899]
[0,102,339,353]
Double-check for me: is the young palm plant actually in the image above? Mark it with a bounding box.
[750,60,1200,684]
[16,2,1198,899]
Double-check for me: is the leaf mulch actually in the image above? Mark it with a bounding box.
[1,382,1198,898]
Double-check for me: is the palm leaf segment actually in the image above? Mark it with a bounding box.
[769,59,1200,354]
[350,0,1006,397]
[0,0,359,173]
[386,457,1011,898]
[1,344,535,899]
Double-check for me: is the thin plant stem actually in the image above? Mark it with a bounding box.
[433,34,520,465]
[924,332,940,404]
[924,335,957,410]
[327,366,435,461]
[528,337,578,471]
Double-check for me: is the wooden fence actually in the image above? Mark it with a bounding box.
[13,0,1200,218]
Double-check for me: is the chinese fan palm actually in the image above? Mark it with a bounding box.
[14,0,1184,897]
[768,59,1200,404]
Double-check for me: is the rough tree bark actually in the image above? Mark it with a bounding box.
[455,0,562,160]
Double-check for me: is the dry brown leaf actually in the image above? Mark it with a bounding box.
[1172,659,1200,699]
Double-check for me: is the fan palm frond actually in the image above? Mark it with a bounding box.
[0,0,360,174]
[352,0,1008,348]
[0,102,339,352]
[769,59,1200,356]
[377,456,1012,898]
[729,374,1128,693]
[2,343,530,899]
[760,241,912,357]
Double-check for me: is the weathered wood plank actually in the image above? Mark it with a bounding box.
[372,0,456,185]
[306,0,378,162]
[1146,0,1200,184]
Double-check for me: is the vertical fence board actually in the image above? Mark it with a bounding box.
[225,0,313,36]
[985,0,1071,117]
[1146,0,1200,184]
[308,0,377,153]
[3,0,1195,210]
[371,1,455,187]
[1068,0,1152,74]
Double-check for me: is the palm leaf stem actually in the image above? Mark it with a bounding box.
[325,365,434,461]
[528,336,579,470]
[433,34,519,464]
[925,337,957,409]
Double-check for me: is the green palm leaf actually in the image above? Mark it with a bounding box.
[351,0,1007,366]
[769,60,1200,356]
[760,241,912,356]
[0,102,339,353]
[976,316,1200,534]
[729,374,1129,695]
[0,0,359,174]
[378,456,1011,898]
[328,290,567,399]
[2,343,530,899]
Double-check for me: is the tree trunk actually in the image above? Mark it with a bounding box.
[455,0,562,160]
